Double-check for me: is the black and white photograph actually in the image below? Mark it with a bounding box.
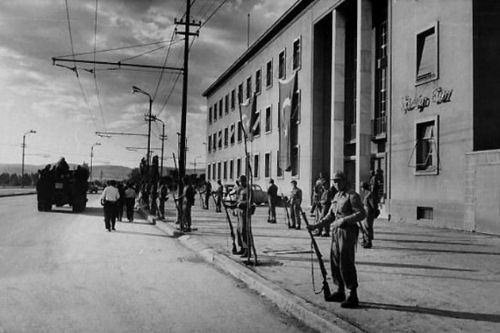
[0,0,499,332]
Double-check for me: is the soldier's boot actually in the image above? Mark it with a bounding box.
[341,289,359,308]
[326,288,346,302]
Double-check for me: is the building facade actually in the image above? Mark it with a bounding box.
[203,0,500,234]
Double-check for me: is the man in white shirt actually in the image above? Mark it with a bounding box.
[100,180,120,231]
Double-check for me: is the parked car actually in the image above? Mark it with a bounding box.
[87,183,99,194]
[223,183,268,206]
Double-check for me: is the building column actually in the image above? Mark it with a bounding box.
[355,0,372,191]
[330,9,346,177]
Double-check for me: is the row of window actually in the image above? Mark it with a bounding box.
[207,106,275,152]
[206,148,300,182]
[208,36,302,124]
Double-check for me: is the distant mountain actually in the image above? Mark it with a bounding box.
[0,163,204,180]
[0,163,133,180]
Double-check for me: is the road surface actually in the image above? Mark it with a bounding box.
[0,195,308,333]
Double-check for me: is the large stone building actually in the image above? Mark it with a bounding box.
[203,0,500,234]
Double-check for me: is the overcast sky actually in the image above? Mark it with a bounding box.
[0,0,292,169]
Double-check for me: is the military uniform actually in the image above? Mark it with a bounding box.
[267,183,278,223]
[236,185,252,256]
[290,186,302,229]
[361,185,376,248]
[182,184,195,231]
[215,183,223,212]
[314,180,365,308]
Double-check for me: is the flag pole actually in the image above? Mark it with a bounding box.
[238,97,258,265]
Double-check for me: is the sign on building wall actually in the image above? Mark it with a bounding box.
[401,87,453,113]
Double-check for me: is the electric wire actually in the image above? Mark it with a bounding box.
[201,0,230,28]
[63,0,99,130]
[92,0,107,131]
[152,29,177,102]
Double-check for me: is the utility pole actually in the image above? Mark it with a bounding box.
[132,85,153,169]
[175,0,201,197]
[160,123,167,178]
[21,130,36,187]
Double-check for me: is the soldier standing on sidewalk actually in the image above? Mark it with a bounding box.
[158,179,168,220]
[215,179,223,213]
[267,179,278,223]
[307,171,366,308]
[175,176,195,232]
[201,180,212,210]
[360,181,377,248]
[289,180,302,229]
[236,175,251,257]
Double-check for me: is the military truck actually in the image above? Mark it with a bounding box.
[36,158,89,212]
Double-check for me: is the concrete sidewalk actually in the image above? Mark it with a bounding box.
[149,200,500,333]
[0,188,36,197]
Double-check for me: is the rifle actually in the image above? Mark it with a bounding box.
[299,207,332,301]
[281,194,291,228]
[221,199,238,254]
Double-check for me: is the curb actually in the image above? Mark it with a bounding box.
[0,191,36,198]
[144,210,363,333]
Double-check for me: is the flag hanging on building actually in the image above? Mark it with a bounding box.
[239,93,258,141]
[278,71,298,171]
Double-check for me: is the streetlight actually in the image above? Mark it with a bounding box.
[132,85,153,171]
[21,129,36,187]
[151,115,167,178]
[90,142,101,181]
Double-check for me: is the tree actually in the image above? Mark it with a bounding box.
[0,173,9,185]
[21,174,32,186]
[9,174,20,186]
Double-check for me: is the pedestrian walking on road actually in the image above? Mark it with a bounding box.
[124,183,137,222]
[360,181,377,248]
[116,182,125,222]
[310,173,326,217]
[100,180,120,232]
[215,179,223,213]
[307,171,366,308]
[289,180,302,229]
[267,179,278,223]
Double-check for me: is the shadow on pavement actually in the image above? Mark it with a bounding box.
[356,261,477,272]
[360,302,500,323]
[114,230,172,238]
[376,238,488,247]
[376,246,500,256]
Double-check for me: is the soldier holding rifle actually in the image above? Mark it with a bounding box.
[307,171,365,308]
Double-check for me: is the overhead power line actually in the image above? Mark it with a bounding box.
[92,0,107,131]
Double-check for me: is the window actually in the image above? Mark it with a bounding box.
[264,152,271,178]
[276,150,283,178]
[278,49,286,79]
[237,120,242,142]
[212,133,216,151]
[219,99,223,118]
[217,162,221,180]
[416,22,438,84]
[224,127,228,147]
[266,60,273,88]
[255,69,262,94]
[415,117,438,173]
[208,135,212,153]
[223,161,227,180]
[218,130,222,148]
[225,94,229,114]
[230,123,235,145]
[207,164,211,180]
[291,145,299,177]
[229,160,234,179]
[265,105,272,132]
[417,206,434,220]
[238,83,243,104]
[252,110,261,137]
[212,163,216,180]
[293,37,301,71]
[236,158,241,178]
[246,76,252,99]
[231,89,235,109]
[213,103,217,121]
[295,89,301,123]
[253,154,259,179]
[209,107,212,124]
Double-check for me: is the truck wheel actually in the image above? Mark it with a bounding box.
[45,204,52,211]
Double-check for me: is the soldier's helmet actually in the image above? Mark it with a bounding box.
[332,170,346,181]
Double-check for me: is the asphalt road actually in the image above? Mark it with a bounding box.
[0,195,307,333]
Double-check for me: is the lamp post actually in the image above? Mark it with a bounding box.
[90,142,101,181]
[132,85,153,170]
[21,129,36,187]
[152,116,167,178]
